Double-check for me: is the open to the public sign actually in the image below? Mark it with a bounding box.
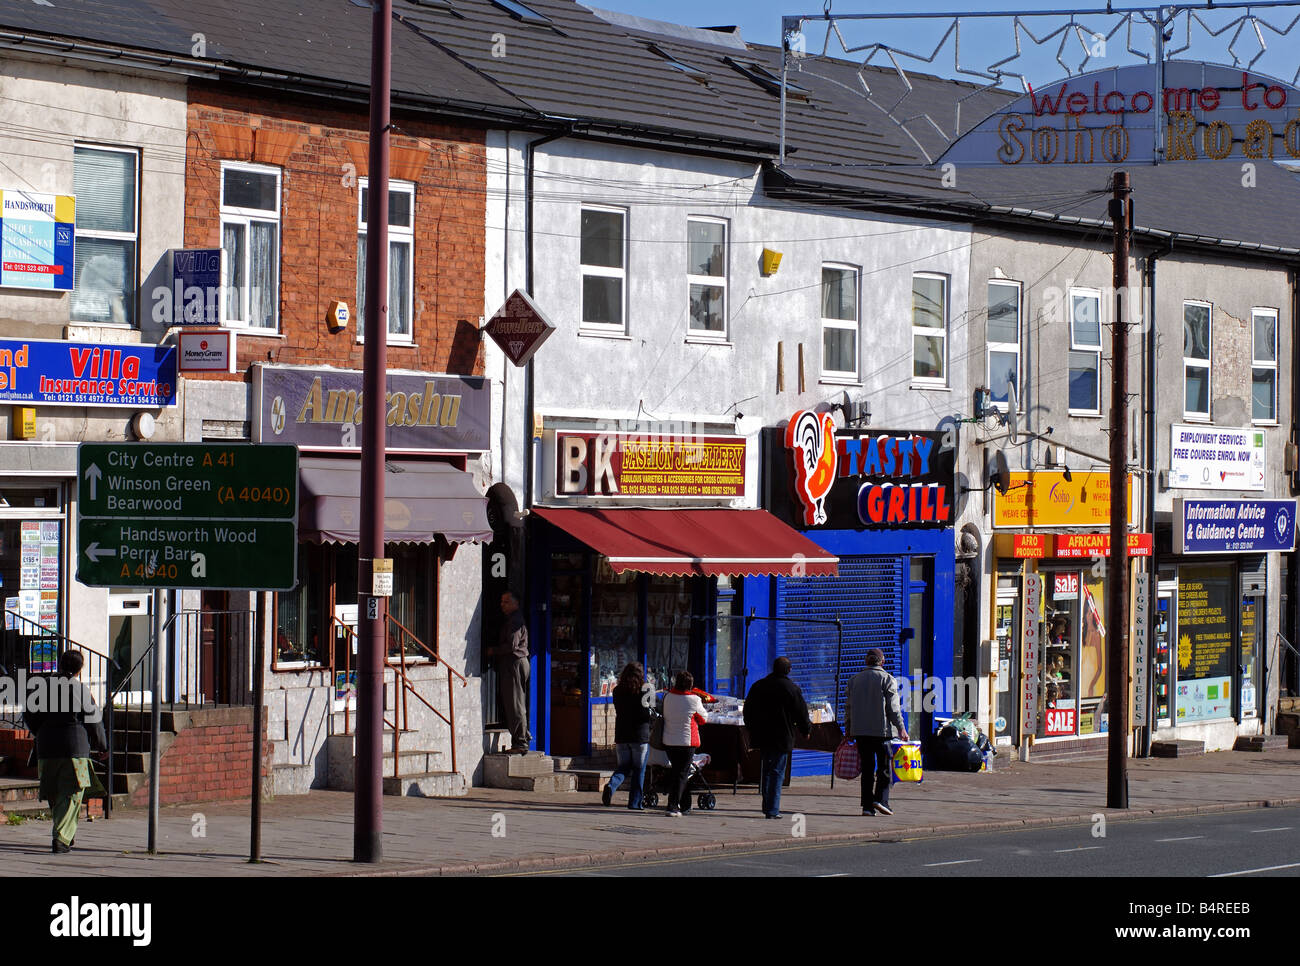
[483,289,556,367]
[75,442,298,591]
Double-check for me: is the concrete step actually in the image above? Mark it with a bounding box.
[490,772,578,793]
[272,762,316,797]
[0,778,41,806]
[1276,712,1299,738]
[1024,748,1107,763]
[110,771,148,796]
[382,771,467,798]
[1233,735,1292,752]
[110,751,151,773]
[561,768,613,792]
[483,751,555,779]
[1278,696,1300,714]
[1151,739,1206,758]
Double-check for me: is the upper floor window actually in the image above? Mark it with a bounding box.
[71,146,138,326]
[580,207,626,331]
[987,280,1022,410]
[687,217,727,337]
[1183,300,1212,419]
[911,272,948,383]
[1252,307,1277,423]
[821,264,858,379]
[221,162,280,330]
[1068,289,1102,414]
[357,179,414,342]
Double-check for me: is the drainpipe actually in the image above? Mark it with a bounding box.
[1141,236,1173,757]
[1289,266,1300,713]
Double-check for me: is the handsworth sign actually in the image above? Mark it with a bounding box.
[942,62,1300,166]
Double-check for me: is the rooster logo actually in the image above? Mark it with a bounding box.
[785,410,837,526]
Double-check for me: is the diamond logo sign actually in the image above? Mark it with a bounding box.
[483,289,556,367]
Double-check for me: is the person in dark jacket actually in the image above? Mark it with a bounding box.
[602,662,653,809]
[22,650,107,853]
[486,591,531,753]
[845,647,909,817]
[743,656,812,819]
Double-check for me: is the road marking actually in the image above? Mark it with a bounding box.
[816,873,850,877]
[923,859,981,867]
[1210,862,1300,878]
[1053,846,1103,853]
[1249,827,1292,833]
[1155,835,1204,842]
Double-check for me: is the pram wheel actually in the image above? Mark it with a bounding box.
[698,793,716,810]
[644,792,659,808]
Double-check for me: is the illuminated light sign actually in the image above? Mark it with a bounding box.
[555,431,747,499]
[769,420,955,530]
[941,62,1300,167]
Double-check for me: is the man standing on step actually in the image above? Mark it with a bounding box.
[488,591,531,754]
[845,647,908,817]
[23,650,107,853]
[743,656,811,820]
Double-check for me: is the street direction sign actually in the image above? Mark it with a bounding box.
[76,443,299,590]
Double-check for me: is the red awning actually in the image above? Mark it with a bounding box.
[533,508,838,578]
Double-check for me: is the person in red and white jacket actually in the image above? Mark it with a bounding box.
[661,671,708,817]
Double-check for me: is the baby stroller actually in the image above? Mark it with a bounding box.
[644,709,718,811]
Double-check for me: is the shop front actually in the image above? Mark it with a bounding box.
[760,412,957,774]
[531,425,837,757]
[989,470,1148,754]
[1147,497,1294,747]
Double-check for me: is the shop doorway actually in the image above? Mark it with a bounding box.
[107,592,151,694]
[1240,594,1263,720]
[994,578,1021,746]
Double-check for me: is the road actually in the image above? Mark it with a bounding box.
[521,806,1300,877]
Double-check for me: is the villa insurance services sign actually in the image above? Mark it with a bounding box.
[76,443,298,591]
[0,338,176,407]
[942,62,1300,166]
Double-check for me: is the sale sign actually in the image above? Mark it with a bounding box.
[1054,572,1080,599]
[1044,706,1076,736]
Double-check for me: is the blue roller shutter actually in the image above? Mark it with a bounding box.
[776,554,906,775]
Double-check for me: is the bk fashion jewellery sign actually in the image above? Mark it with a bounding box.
[0,337,176,407]
[770,412,955,530]
[555,432,746,498]
[941,62,1300,166]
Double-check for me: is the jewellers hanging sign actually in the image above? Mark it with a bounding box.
[252,363,489,453]
[941,62,1300,166]
[1170,424,1266,491]
[767,414,955,530]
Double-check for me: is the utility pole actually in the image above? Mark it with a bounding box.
[1107,171,1132,809]
[355,0,391,863]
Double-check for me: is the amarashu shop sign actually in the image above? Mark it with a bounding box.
[942,62,1300,166]
[0,337,176,407]
[769,413,955,531]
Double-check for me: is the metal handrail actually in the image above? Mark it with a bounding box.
[385,613,468,686]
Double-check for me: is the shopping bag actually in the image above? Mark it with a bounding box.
[890,740,923,784]
[832,738,861,780]
[648,712,665,751]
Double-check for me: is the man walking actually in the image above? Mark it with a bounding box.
[488,591,531,753]
[23,650,107,853]
[743,656,812,819]
[844,648,908,816]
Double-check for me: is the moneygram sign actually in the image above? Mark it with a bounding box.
[942,62,1300,166]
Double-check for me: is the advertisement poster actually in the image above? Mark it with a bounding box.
[3,597,16,630]
[0,190,75,291]
[1174,498,1296,554]
[1176,564,1235,721]
[0,337,177,407]
[1169,424,1266,491]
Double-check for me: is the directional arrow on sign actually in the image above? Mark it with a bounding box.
[83,462,102,501]
[84,542,115,563]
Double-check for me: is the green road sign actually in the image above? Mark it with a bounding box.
[77,443,298,590]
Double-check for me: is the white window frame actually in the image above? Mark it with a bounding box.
[820,263,860,381]
[1183,299,1212,421]
[686,215,728,340]
[220,160,281,330]
[71,144,140,328]
[911,271,949,386]
[1251,306,1278,424]
[579,204,627,334]
[986,279,1022,412]
[1068,287,1103,416]
[356,177,415,344]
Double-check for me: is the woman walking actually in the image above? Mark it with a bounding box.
[602,662,653,809]
[660,670,707,818]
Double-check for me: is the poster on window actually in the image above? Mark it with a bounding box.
[1176,565,1235,721]
[3,597,17,630]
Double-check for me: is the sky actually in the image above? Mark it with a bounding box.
[587,0,1300,89]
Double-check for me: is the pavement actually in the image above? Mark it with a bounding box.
[2,748,1298,876]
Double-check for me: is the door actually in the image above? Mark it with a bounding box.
[1240,595,1263,720]
[994,577,1021,746]
[200,590,231,704]
[107,592,151,696]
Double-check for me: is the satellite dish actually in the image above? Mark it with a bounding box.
[1006,383,1019,444]
[993,449,1011,496]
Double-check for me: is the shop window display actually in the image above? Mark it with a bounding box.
[646,575,692,693]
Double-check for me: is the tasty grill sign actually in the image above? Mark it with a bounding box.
[770,413,954,530]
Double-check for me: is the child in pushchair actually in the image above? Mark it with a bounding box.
[644,707,718,812]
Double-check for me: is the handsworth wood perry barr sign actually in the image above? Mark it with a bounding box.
[941,62,1300,166]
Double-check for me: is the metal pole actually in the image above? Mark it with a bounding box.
[250,594,266,863]
[148,588,162,853]
[355,0,391,864]
[1107,171,1131,809]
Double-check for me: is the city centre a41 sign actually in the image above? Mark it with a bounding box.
[76,443,298,590]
